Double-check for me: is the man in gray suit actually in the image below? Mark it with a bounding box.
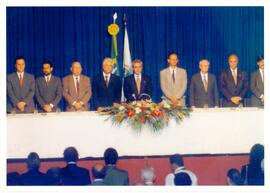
[160,53,187,106]
[251,56,264,107]
[103,148,129,185]
[35,61,62,112]
[62,61,92,112]
[190,59,219,108]
[7,57,35,114]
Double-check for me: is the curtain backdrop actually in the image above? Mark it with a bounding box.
[7,7,264,109]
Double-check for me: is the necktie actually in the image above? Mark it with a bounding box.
[232,70,237,85]
[172,70,175,84]
[19,74,23,87]
[136,75,141,94]
[76,77,80,97]
[105,75,109,87]
[46,76,49,85]
[203,74,208,92]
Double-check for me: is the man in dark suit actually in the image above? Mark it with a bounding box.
[92,58,121,109]
[91,164,106,186]
[190,59,219,108]
[7,57,35,113]
[60,147,91,185]
[20,152,49,185]
[251,56,264,107]
[103,148,129,185]
[35,61,62,112]
[220,54,249,107]
[124,59,152,102]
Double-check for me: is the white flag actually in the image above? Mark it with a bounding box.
[123,24,132,77]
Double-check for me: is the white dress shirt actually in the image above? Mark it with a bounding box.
[200,72,208,82]
[165,166,198,185]
[17,71,24,79]
[169,66,177,75]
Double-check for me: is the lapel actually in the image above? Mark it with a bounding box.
[140,75,145,94]
[228,69,237,87]
[166,68,173,86]
[258,70,264,86]
[70,75,77,97]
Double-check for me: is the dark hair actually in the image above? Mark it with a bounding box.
[168,52,178,59]
[174,172,192,186]
[257,55,264,63]
[42,61,53,68]
[91,164,106,179]
[63,147,79,162]
[227,168,244,185]
[104,148,118,165]
[15,56,26,64]
[169,154,184,167]
[26,152,40,170]
[249,144,264,166]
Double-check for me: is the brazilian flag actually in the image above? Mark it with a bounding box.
[108,22,120,76]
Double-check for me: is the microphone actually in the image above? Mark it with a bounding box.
[138,93,151,101]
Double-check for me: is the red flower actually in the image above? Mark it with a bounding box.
[152,110,161,117]
[126,110,134,117]
[139,116,146,123]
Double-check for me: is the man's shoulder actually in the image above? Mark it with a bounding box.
[81,74,90,80]
[160,67,169,74]
[63,75,72,81]
[109,167,128,176]
[7,72,17,79]
[24,72,35,79]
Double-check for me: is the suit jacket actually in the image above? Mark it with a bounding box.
[7,72,35,113]
[160,67,187,106]
[61,163,91,185]
[250,70,264,107]
[124,74,152,102]
[35,75,62,112]
[103,165,129,185]
[189,73,219,108]
[20,169,49,186]
[220,69,249,107]
[92,73,121,109]
[62,75,92,111]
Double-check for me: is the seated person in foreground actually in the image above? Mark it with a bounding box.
[103,148,129,185]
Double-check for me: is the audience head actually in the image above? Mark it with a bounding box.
[15,56,26,73]
[174,172,192,186]
[71,61,82,76]
[104,148,119,165]
[227,168,244,185]
[42,61,53,76]
[169,154,184,171]
[46,167,62,185]
[26,152,41,170]
[167,52,179,68]
[63,147,79,163]
[102,58,114,74]
[249,144,264,167]
[199,59,210,74]
[257,55,264,70]
[141,167,156,185]
[228,54,239,70]
[92,164,106,180]
[132,59,143,75]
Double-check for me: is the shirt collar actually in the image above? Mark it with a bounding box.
[200,72,208,77]
[17,71,24,77]
[73,75,80,81]
[103,72,111,78]
[174,166,185,173]
[169,66,177,74]
[67,161,76,165]
[134,73,142,79]
[230,68,237,73]
[44,74,52,80]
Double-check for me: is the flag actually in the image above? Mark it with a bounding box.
[108,13,120,76]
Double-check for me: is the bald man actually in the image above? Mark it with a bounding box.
[62,61,92,111]
[220,54,248,107]
[190,59,219,108]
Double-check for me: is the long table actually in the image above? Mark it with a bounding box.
[7,108,264,159]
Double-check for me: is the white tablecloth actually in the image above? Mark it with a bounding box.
[7,108,264,159]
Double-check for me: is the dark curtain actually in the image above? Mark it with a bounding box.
[7,7,264,110]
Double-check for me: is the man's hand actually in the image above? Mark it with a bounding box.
[74,102,83,110]
[170,96,179,105]
[260,95,264,102]
[17,101,26,112]
[231,96,241,105]
[43,104,52,113]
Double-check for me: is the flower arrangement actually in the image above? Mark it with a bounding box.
[97,100,190,132]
